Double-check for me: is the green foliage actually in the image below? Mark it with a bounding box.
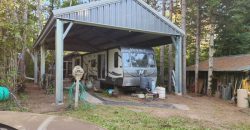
[0,0,40,88]
[61,0,81,7]
[0,100,20,111]
[0,93,29,112]
[65,105,210,130]
[215,0,250,56]
[184,0,250,66]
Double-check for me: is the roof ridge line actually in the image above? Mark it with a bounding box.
[53,0,121,15]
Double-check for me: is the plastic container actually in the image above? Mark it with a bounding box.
[0,86,10,101]
[222,86,232,100]
[151,80,156,92]
[237,89,249,108]
[137,94,145,98]
[156,87,166,99]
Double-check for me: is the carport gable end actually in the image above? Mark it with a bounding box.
[52,0,184,36]
[33,0,185,50]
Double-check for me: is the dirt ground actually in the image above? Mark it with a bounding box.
[134,95,250,129]
[22,83,66,113]
[22,83,250,129]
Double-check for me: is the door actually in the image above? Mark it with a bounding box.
[97,54,106,79]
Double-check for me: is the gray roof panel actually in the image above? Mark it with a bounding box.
[52,0,184,36]
[34,0,184,51]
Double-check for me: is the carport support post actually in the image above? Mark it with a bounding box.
[34,50,38,84]
[173,36,182,95]
[40,45,45,83]
[55,19,64,105]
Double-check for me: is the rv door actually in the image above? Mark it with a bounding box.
[97,54,106,79]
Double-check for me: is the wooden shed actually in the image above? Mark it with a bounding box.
[187,54,250,94]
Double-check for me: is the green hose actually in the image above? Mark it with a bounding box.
[0,86,10,101]
[68,82,93,109]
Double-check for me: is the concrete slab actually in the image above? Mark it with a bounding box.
[85,93,103,105]
[0,111,104,130]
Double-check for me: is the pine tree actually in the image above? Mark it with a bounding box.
[194,0,201,94]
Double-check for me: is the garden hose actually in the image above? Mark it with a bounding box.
[68,82,94,109]
[0,86,10,101]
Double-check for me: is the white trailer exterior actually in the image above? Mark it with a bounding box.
[67,47,157,89]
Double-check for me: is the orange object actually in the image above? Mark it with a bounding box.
[242,79,250,91]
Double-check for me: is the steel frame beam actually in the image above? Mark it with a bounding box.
[34,50,38,84]
[55,19,64,105]
[63,22,74,39]
[40,45,46,84]
[172,36,183,95]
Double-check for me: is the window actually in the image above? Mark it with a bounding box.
[68,62,72,74]
[130,53,155,68]
[122,53,130,67]
[131,53,148,67]
[148,54,155,67]
[114,52,118,68]
[75,58,80,66]
[91,59,96,67]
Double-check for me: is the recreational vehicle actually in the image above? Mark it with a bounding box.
[64,47,157,90]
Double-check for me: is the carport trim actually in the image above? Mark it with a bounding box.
[58,18,174,37]
[63,22,74,39]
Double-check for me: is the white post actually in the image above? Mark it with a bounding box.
[34,50,38,84]
[72,66,84,108]
[173,36,183,95]
[40,45,45,83]
[174,41,179,94]
[55,19,64,105]
[178,36,183,95]
[75,80,80,108]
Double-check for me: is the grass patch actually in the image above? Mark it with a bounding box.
[0,100,20,111]
[0,92,29,112]
[64,105,210,130]
[232,123,250,130]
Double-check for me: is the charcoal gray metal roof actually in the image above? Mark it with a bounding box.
[33,0,184,52]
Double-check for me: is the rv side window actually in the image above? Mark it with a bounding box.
[75,58,80,66]
[148,54,155,67]
[122,52,130,67]
[91,60,96,67]
[68,62,72,74]
[114,52,118,68]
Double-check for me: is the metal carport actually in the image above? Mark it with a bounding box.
[33,0,185,105]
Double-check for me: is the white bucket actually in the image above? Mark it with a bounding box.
[137,94,145,99]
[151,80,156,92]
[237,89,249,108]
[156,87,166,99]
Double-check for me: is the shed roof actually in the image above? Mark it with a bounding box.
[33,0,184,52]
[187,54,250,72]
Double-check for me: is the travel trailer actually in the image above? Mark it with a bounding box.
[64,47,157,90]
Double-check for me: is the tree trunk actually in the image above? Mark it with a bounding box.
[181,0,187,94]
[208,23,215,96]
[13,0,19,87]
[194,0,201,94]
[160,0,166,86]
[37,0,43,33]
[167,0,173,93]
[35,0,43,83]
[22,0,28,79]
